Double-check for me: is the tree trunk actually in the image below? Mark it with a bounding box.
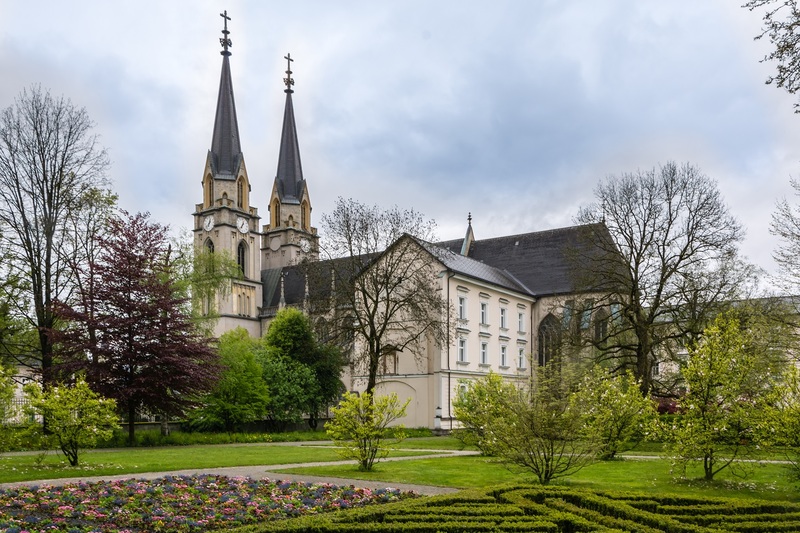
[128,405,136,446]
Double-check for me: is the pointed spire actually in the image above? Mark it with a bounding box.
[210,10,242,176]
[275,53,305,203]
[461,212,475,256]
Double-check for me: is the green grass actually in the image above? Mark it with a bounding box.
[0,444,439,484]
[277,454,800,501]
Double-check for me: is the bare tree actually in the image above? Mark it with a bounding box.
[575,162,746,394]
[0,86,110,386]
[771,178,800,290]
[315,197,451,396]
[744,0,800,112]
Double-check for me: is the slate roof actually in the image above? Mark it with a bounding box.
[437,223,611,297]
[260,224,612,310]
[209,50,243,179]
[414,237,532,295]
[274,87,306,204]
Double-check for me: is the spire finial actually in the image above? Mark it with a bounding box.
[219,11,232,56]
[468,212,472,226]
[283,53,295,93]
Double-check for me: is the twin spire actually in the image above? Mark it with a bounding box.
[208,10,305,199]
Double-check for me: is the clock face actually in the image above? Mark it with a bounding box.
[203,215,214,232]
[269,236,281,251]
[237,217,249,234]
[300,238,311,253]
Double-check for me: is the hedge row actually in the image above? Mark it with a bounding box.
[225,485,800,533]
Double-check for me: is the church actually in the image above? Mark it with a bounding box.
[193,14,606,429]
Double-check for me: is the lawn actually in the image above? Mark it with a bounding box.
[0,444,440,484]
[276,454,800,502]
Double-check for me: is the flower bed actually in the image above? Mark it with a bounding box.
[0,474,416,532]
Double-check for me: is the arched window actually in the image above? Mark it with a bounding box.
[537,314,561,367]
[237,241,247,277]
[272,199,281,228]
[237,179,244,209]
[205,176,214,207]
[205,239,214,254]
[301,201,308,230]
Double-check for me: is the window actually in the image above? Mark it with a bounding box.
[500,308,508,329]
[580,299,593,330]
[563,300,575,328]
[518,348,526,369]
[237,241,247,276]
[458,296,467,320]
[383,351,398,375]
[518,312,525,333]
[237,179,244,208]
[205,239,214,254]
[272,199,281,227]
[500,345,508,367]
[538,314,561,367]
[480,302,488,324]
[480,342,488,365]
[458,338,467,363]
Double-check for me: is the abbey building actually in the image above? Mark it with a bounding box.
[193,15,608,429]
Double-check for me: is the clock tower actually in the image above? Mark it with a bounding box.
[193,11,262,337]
[261,54,320,269]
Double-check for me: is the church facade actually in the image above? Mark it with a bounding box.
[193,15,606,429]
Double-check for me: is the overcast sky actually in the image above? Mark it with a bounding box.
[1,1,798,282]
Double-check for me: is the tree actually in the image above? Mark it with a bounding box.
[767,366,800,480]
[0,365,17,452]
[325,391,409,471]
[744,0,800,112]
[188,328,269,433]
[315,197,451,396]
[484,364,600,485]
[258,349,318,429]
[452,372,518,455]
[0,86,111,386]
[667,313,783,481]
[24,379,118,466]
[575,162,746,394]
[770,178,800,292]
[572,369,657,459]
[264,308,345,428]
[168,229,242,334]
[54,212,220,444]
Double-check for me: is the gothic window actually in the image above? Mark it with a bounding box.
[237,179,244,209]
[205,176,214,207]
[594,308,609,346]
[538,314,561,367]
[205,239,214,254]
[237,241,247,277]
[272,199,281,228]
[301,201,309,230]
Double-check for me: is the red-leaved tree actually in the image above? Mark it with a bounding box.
[55,212,220,444]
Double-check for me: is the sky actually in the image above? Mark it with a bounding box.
[1,1,798,282]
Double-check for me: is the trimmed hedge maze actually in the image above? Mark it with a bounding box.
[232,484,800,532]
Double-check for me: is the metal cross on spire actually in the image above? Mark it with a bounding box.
[219,10,232,56]
[283,53,295,93]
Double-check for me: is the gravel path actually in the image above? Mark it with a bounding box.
[0,448,479,496]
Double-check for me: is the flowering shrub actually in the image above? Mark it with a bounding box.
[0,474,416,532]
